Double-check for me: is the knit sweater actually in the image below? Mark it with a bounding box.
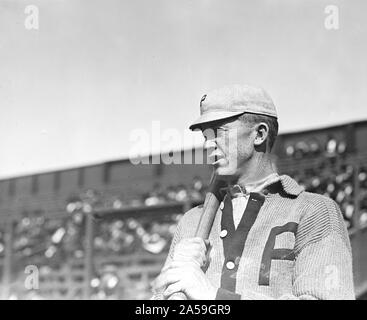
[162,175,355,300]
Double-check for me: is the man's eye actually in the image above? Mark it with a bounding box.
[216,128,226,136]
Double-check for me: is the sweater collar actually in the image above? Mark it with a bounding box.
[272,175,304,197]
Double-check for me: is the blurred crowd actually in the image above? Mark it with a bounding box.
[12,212,85,268]
[290,164,367,229]
[3,156,367,299]
[89,212,186,299]
[93,215,182,256]
[94,177,207,210]
[285,136,347,159]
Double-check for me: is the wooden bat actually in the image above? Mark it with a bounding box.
[166,172,227,300]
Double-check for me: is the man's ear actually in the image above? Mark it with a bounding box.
[254,122,269,148]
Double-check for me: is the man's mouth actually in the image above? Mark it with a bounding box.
[213,158,228,168]
[208,151,227,167]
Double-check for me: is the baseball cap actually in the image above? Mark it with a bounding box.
[189,84,278,130]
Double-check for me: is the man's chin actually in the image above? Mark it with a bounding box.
[214,167,239,181]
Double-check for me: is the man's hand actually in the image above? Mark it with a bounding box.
[153,261,217,300]
[152,237,217,300]
[172,237,210,267]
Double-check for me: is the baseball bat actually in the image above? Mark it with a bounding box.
[166,172,227,300]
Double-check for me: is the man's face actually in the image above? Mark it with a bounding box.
[201,116,256,178]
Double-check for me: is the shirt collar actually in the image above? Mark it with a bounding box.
[226,173,279,198]
[223,174,304,198]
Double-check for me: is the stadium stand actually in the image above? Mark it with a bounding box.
[1,120,367,299]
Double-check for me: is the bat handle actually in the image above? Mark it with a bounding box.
[166,175,226,301]
[150,173,227,301]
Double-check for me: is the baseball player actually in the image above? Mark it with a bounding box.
[152,84,355,300]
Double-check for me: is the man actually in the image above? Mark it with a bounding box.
[152,84,355,300]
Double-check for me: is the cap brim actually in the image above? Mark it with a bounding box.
[189,111,245,130]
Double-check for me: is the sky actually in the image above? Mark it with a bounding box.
[0,0,366,179]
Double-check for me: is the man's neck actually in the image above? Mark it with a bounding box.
[236,154,276,187]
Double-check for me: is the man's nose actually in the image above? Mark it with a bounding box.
[204,140,221,163]
[204,139,217,152]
